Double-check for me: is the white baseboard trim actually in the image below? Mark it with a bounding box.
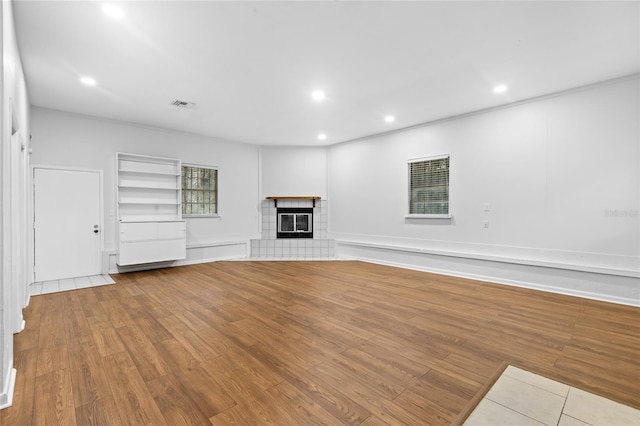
[174,254,247,267]
[0,368,17,410]
[186,240,248,249]
[337,242,640,307]
[332,238,638,278]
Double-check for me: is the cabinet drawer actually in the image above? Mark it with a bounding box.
[118,239,186,266]
[120,222,158,242]
[120,221,186,242]
[158,221,185,239]
[117,220,187,266]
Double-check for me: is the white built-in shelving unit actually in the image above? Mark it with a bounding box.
[116,153,186,266]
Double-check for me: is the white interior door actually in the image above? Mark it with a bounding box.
[34,168,102,282]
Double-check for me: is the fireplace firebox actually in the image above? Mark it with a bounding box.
[277,207,313,238]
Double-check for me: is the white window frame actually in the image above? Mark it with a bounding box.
[406,154,451,219]
[181,163,219,217]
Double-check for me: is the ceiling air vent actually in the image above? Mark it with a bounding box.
[170,100,196,109]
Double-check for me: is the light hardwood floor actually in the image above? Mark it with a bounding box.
[1,261,639,425]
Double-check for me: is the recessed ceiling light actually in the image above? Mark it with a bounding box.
[384,115,395,123]
[80,76,97,86]
[311,90,326,101]
[493,84,508,94]
[317,133,327,141]
[102,3,124,19]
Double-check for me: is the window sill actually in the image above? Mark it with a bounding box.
[183,214,220,218]
[405,214,452,219]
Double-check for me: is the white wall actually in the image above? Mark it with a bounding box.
[1,0,31,409]
[260,146,328,199]
[30,108,260,268]
[329,77,639,305]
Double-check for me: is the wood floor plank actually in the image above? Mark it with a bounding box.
[156,315,222,361]
[264,380,346,425]
[188,306,228,329]
[354,338,433,379]
[6,260,640,426]
[244,342,372,425]
[443,346,508,378]
[111,286,145,316]
[87,317,127,358]
[146,373,212,425]
[419,357,486,391]
[309,356,400,403]
[394,389,457,426]
[153,338,199,372]
[131,312,174,343]
[359,414,390,426]
[74,395,123,426]
[173,362,237,418]
[116,325,172,381]
[340,347,428,388]
[208,403,264,426]
[133,293,173,319]
[419,369,482,403]
[67,343,112,408]
[206,345,284,391]
[305,364,427,426]
[100,299,136,329]
[76,290,107,318]
[102,351,167,425]
[406,374,469,414]
[365,333,449,365]
[64,293,95,349]
[552,357,640,407]
[233,316,340,368]
[0,348,38,425]
[215,318,266,348]
[37,292,67,349]
[35,341,69,378]
[33,368,77,426]
[328,352,408,400]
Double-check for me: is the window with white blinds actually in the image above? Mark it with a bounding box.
[181,165,218,216]
[408,155,450,218]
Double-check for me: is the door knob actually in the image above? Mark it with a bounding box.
[93,224,99,234]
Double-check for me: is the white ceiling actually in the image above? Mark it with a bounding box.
[12,1,640,146]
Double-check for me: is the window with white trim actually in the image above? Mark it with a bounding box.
[181,164,218,216]
[408,155,450,217]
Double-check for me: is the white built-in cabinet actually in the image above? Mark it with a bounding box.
[116,153,186,266]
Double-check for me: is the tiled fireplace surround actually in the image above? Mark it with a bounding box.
[250,199,336,259]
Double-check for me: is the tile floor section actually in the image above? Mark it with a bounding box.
[464,365,640,426]
[30,274,115,295]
